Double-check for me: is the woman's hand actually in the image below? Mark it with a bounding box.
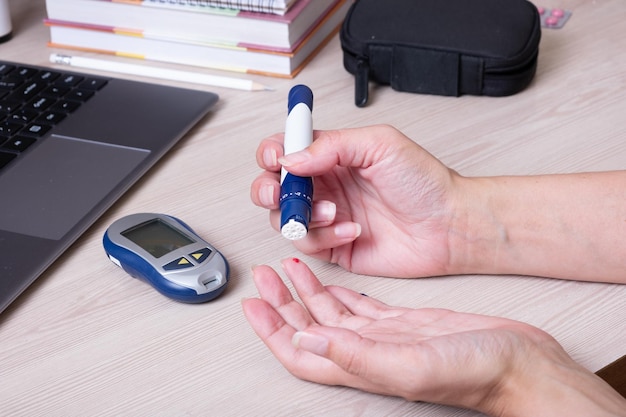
[251,124,626,282]
[242,258,626,416]
[250,124,462,278]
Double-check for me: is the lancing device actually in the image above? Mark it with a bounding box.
[280,85,314,240]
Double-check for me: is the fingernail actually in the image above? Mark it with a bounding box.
[317,201,336,222]
[278,150,310,167]
[259,184,275,206]
[280,257,301,271]
[292,331,329,356]
[263,147,278,168]
[334,222,362,239]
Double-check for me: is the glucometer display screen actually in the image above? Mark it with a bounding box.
[122,219,195,258]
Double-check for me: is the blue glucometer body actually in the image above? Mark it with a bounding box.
[103,213,229,303]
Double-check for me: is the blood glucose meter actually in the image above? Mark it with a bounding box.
[103,213,229,303]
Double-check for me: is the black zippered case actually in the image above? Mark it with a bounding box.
[340,0,542,106]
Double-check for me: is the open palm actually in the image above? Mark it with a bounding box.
[242,258,566,414]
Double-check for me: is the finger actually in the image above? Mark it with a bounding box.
[242,298,336,379]
[242,297,293,343]
[279,125,415,177]
[243,286,349,386]
[291,221,361,256]
[255,129,330,172]
[310,200,337,227]
[325,285,403,321]
[268,209,281,232]
[251,265,314,331]
[281,258,372,330]
[292,326,425,400]
[255,134,285,171]
[268,200,338,231]
[250,171,280,209]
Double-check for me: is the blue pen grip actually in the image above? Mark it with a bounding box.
[280,173,313,227]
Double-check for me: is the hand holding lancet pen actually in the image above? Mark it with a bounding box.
[280,85,314,240]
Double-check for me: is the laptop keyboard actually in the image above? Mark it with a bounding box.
[0,61,109,171]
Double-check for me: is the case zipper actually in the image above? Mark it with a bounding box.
[355,58,370,107]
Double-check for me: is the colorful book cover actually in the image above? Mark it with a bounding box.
[45,0,350,77]
[45,0,337,53]
[45,0,337,49]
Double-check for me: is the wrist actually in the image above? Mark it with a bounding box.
[490,345,626,417]
[444,172,626,281]
[445,176,505,276]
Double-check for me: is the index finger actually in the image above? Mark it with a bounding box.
[256,129,328,171]
[252,264,314,332]
[281,258,373,330]
[256,133,284,172]
[278,125,416,178]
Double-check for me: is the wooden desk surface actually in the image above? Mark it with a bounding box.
[1,1,625,415]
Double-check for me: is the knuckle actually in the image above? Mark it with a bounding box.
[336,346,368,377]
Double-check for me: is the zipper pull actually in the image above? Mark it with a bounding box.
[355,58,369,107]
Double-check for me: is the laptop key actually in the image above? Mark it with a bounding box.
[66,89,94,102]
[36,111,66,125]
[20,123,51,137]
[15,67,39,79]
[25,96,56,112]
[41,85,70,98]
[7,81,46,103]
[0,100,22,114]
[8,109,38,124]
[0,121,22,137]
[0,63,15,76]
[54,74,84,87]
[80,78,108,90]
[36,70,61,83]
[51,100,81,113]
[2,136,36,152]
[0,77,24,91]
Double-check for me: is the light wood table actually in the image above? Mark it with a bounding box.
[1,1,625,415]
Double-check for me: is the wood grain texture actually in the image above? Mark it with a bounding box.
[1,0,625,415]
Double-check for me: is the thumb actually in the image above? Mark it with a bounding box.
[292,327,428,401]
[292,327,380,379]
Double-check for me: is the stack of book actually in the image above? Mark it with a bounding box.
[44,0,352,78]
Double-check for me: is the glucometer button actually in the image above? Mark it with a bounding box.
[163,257,193,271]
[189,247,212,264]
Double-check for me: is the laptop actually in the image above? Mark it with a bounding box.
[0,59,219,313]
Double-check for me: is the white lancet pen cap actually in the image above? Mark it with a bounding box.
[280,85,314,240]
